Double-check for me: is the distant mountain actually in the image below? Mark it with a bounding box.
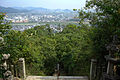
[13,7,73,13]
[0,6,29,13]
[54,9,72,12]
[63,9,72,12]
[13,7,48,11]
[13,7,52,13]
[0,6,73,13]
[26,7,50,13]
[0,6,21,13]
[12,7,30,11]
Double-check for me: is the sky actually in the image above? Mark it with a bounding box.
[0,0,86,9]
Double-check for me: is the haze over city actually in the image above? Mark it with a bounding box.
[0,0,86,9]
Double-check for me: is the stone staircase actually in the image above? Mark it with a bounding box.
[26,76,88,80]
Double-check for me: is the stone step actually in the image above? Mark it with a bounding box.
[26,76,88,80]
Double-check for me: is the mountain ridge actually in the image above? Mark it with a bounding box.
[0,6,73,13]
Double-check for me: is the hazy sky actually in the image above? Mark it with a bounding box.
[0,0,86,9]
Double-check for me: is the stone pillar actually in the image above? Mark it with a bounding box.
[90,59,97,80]
[18,58,26,80]
[107,52,113,76]
[107,60,114,76]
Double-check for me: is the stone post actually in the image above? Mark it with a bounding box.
[107,51,113,76]
[57,64,60,80]
[18,58,26,80]
[90,59,97,80]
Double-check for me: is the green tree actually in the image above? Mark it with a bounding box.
[4,24,92,76]
[0,12,11,61]
[0,13,11,47]
[55,24,92,75]
[76,0,120,79]
[78,0,120,60]
[0,12,11,78]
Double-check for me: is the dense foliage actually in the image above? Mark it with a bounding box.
[1,0,119,77]
[2,24,92,76]
[77,0,120,61]
[76,0,120,79]
[0,13,11,78]
[0,13,11,49]
[0,13,11,63]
